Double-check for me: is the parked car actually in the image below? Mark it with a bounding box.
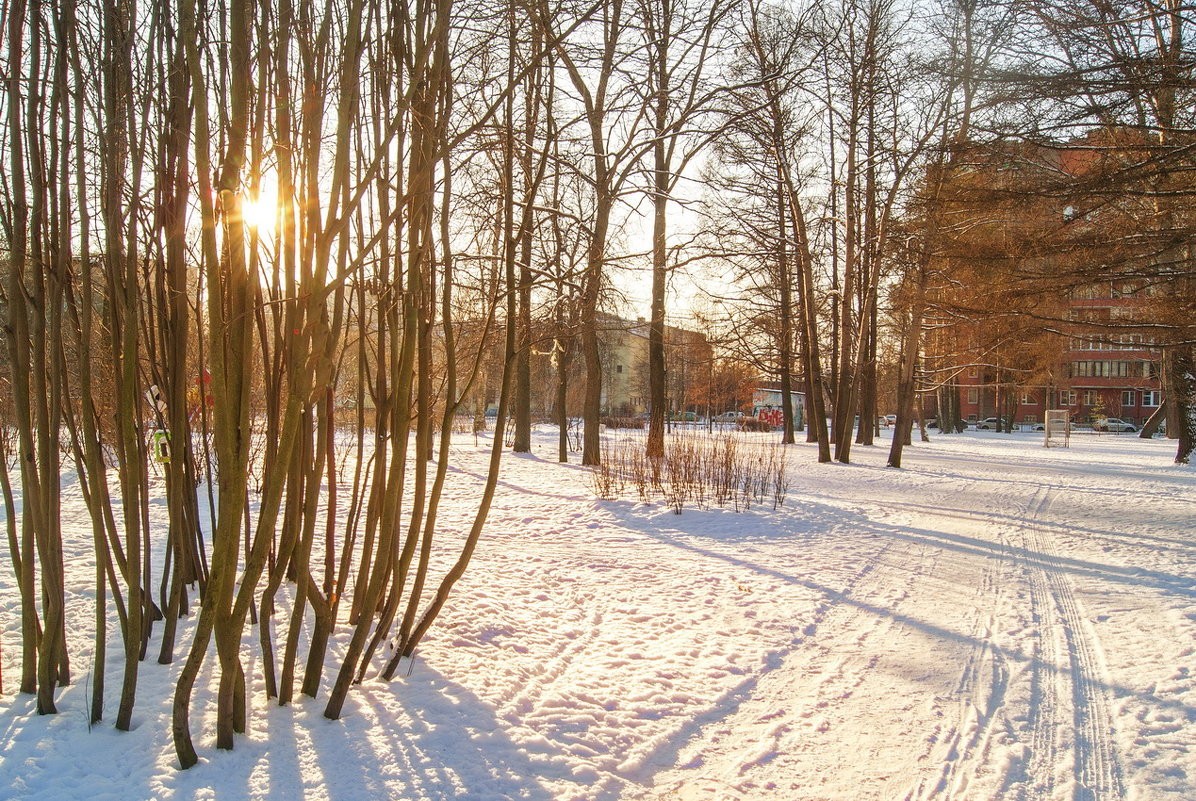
[669,410,698,422]
[1093,417,1138,432]
[714,410,745,423]
[975,417,1010,430]
[878,414,897,427]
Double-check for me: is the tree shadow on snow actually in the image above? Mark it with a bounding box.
[298,664,568,801]
[602,498,1196,729]
[137,659,566,801]
[861,494,1196,554]
[903,447,1193,498]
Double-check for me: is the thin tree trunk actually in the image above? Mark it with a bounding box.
[1165,347,1195,464]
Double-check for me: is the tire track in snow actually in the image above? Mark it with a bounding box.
[1020,486,1125,801]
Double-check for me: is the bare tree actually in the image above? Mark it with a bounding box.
[635,0,737,457]
[712,0,832,459]
[547,0,653,465]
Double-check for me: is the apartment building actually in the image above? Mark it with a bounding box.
[958,280,1163,426]
[932,135,1171,429]
[598,316,713,416]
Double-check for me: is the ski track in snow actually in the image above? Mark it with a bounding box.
[1,429,1194,800]
[1023,485,1124,801]
[902,476,1127,801]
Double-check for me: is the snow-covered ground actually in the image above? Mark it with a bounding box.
[1,427,1193,800]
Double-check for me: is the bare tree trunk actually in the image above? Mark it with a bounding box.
[580,234,606,467]
[172,0,257,765]
[1165,348,1195,464]
[645,1,671,459]
[776,175,797,445]
[156,28,200,666]
[325,0,446,720]
[512,24,542,454]
[4,0,73,713]
[556,339,574,462]
[888,291,925,467]
[1139,400,1168,438]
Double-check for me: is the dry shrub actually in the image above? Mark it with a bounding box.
[592,432,789,514]
[566,417,584,453]
[590,443,625,500]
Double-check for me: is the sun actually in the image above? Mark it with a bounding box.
[240,189,278,232]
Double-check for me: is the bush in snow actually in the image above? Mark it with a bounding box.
[592,432,788,513]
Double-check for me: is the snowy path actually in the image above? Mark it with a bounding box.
[1,429,1194,801]
[620,435,1194,801]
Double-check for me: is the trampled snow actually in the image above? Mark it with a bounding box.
[1,427,1194,800]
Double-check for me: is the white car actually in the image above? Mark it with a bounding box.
[1093,417,1137,432]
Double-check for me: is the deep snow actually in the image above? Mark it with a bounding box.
[1,427,1194,800]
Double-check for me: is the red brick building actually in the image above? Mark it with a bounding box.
[930,135,1170,430]
[957,280,1163,427]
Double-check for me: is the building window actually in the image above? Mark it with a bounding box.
[1059,390,1076,406]
[1021,393,1038,405]
[967,413,977,422]
[1082,390,1099,406]
[1024,415,1038,423]
[1122,390,1136,407]
[1071,360,1143,378]
[1143,390,1160,406]
[967,388,979,404]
